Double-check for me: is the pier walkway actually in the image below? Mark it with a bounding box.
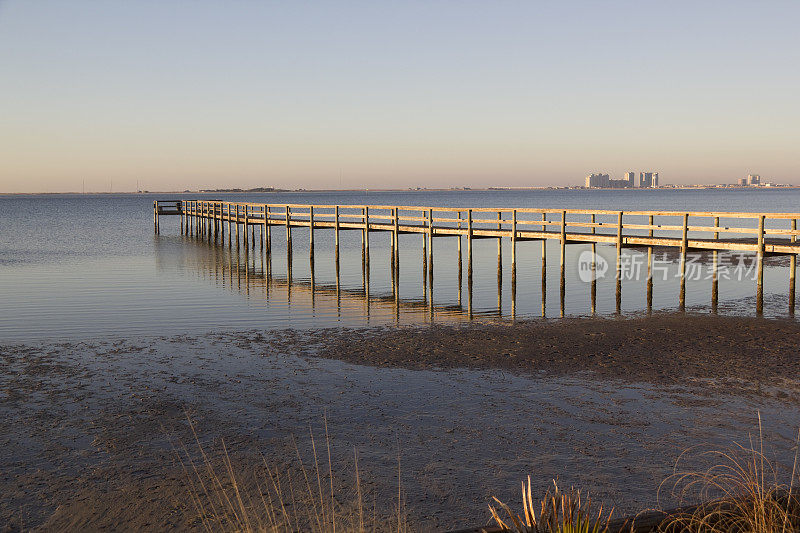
[155,200,800,315]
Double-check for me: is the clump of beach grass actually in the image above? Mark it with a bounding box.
[489,477,612,533]
[490,416,800,533]
[658,414,800,533]
[173,414,409,533]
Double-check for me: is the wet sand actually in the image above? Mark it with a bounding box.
[2,313,800,531]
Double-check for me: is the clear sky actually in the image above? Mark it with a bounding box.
[1,1,798,193]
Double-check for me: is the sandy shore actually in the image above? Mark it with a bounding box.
[2,313,800,531]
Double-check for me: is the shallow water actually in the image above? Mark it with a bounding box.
[1,188,798,342]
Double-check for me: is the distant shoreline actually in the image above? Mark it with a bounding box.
[3,185,800,195]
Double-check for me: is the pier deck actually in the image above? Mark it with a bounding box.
[155,200,800,315]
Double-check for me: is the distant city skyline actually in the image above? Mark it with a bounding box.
[1,1,799,193]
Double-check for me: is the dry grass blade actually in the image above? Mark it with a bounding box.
[489,478,612,533]
[660,416,800,533]
[174,414,409,532]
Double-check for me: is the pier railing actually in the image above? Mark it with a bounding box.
[155,200,800,315]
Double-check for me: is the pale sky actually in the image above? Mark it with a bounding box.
[1,1,798,193]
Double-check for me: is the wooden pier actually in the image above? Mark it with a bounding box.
[155,200,800,316]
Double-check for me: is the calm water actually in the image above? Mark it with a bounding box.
[1,188,798,342]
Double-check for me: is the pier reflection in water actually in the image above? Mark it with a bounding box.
[155,218,799,328]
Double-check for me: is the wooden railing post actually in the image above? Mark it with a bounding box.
[214,202,218,238]
[679,213,689,310]
[616,211,624,313]
[361,207,366,261]
[712,216,719,311]
[791,218,797,315]
[428,208,434,284]
[467,209,473,317]
[541,212,547,280]
[265,205,271,256]
[285,205,291,251]
[647,214,654,313]
[560,210,567,270]
[590,213,597,315]
[561,211,568,316]
[259,204,265,252]
[334,205,340,263]
[244,205,250,251]
[364,206,370,268]
[227,204,232,247]
[757,214,765,315]
[511,209,517,286]
[467,209,473,281]
[235,204,240,246]
[497,211,502,272]
[457,210,462,268]
[309,205,315,262]
[421,209,427,277]
[393,207,400,271]
[219,203,224,244]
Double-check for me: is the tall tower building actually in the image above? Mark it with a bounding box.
[625,171,635,188]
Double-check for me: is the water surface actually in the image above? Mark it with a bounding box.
[1,188,798,342]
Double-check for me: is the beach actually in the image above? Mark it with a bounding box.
[3,313,800,531]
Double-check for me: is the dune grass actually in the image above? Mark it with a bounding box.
[490,415,800,533]
[173,414,409,533]
[488,478,612,533]
[657,415,800,532]
[175,413,800,533]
